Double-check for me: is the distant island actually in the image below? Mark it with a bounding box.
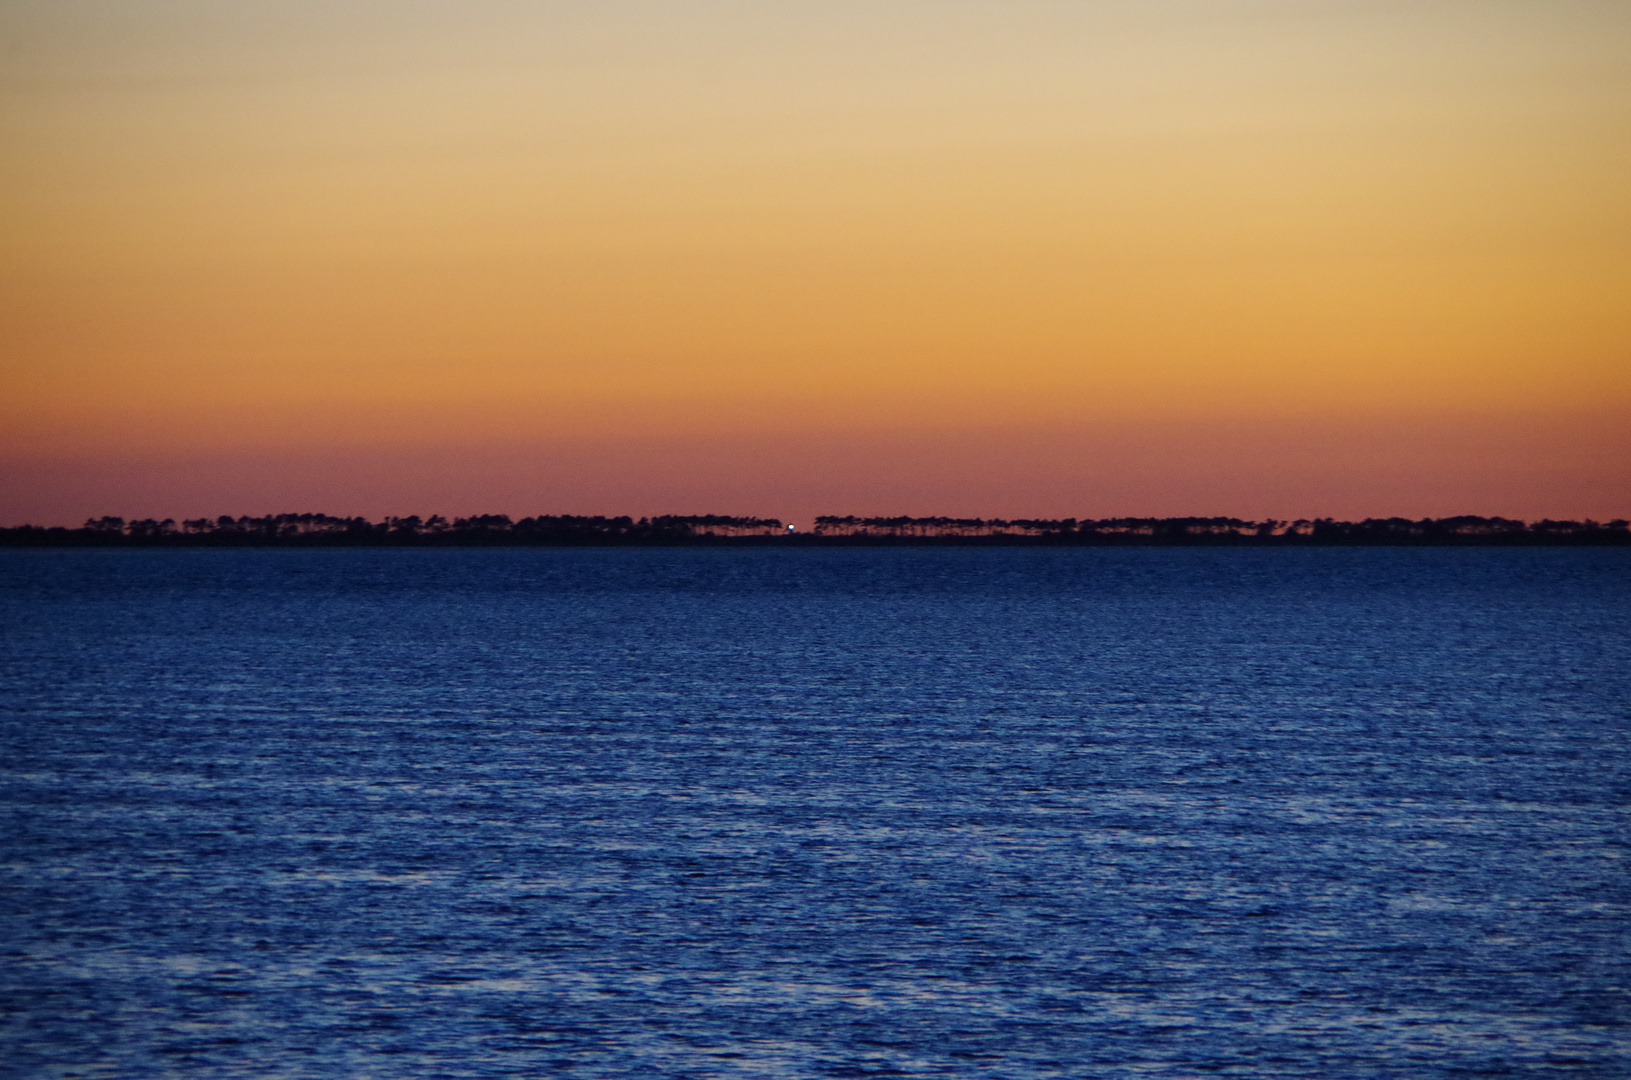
[1,514,1627,546]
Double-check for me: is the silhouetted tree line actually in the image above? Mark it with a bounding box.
[810,515,1630,544]
[1,513,1627,546]
[0,513,787,546]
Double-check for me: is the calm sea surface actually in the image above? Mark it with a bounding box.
[1,547,1627,1079]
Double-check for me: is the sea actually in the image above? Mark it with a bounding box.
[1,546,1627,1079]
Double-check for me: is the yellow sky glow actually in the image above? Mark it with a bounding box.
[2,0,1628,519]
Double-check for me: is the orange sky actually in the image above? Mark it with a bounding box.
[3,0,1628,525]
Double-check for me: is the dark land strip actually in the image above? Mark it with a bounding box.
[3,513,1628,546]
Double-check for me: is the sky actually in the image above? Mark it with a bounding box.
[2,0,1628,525]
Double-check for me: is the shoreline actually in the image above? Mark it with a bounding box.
[4,524,1628,548]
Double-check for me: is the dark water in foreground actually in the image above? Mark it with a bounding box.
[1,548,1627,1079]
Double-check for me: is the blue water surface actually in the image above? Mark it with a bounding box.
[1,547,1627,1078]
